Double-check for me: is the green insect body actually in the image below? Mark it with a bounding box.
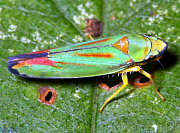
[7,34,167,112]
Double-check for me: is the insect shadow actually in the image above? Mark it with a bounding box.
[20,75,97,91]
[156,50,179,70]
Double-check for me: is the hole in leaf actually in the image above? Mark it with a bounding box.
[129,73,154,88]
[39,87,57,105]
[98,74,123,91]
[45,91,52,101]
[139,76,150,83]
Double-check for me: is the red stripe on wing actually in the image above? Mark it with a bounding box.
[12,57,56,69]
[77,53,113,58]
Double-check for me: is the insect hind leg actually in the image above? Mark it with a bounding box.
[99,66,165,112]
[99,73,128,113]
[120,66,165,101]
[139,69,165,101]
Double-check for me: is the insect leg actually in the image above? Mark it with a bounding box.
[139,69,166,101]
[99,73,128,113]
[120,66,165,101]
[86,34,94,40]
[99,66,165,112]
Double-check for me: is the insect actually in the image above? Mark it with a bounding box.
[7,34,167,112]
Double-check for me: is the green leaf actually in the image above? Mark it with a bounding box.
[0,0,179,132]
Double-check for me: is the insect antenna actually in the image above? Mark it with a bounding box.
[157,60,165,70]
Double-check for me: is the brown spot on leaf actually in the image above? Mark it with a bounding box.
[129,73,154,88]
[110,15,116,20]
[84,18,103,37]
[39,87,57,105]
[152,11,157,16]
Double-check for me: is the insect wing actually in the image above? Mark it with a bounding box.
[8,35,133,78]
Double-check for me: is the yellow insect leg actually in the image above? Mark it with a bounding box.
[86,34,94,40]
[120,66,165,101]
[139,69,166,101]
[99,73,128,113]
[99,66,165,112]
